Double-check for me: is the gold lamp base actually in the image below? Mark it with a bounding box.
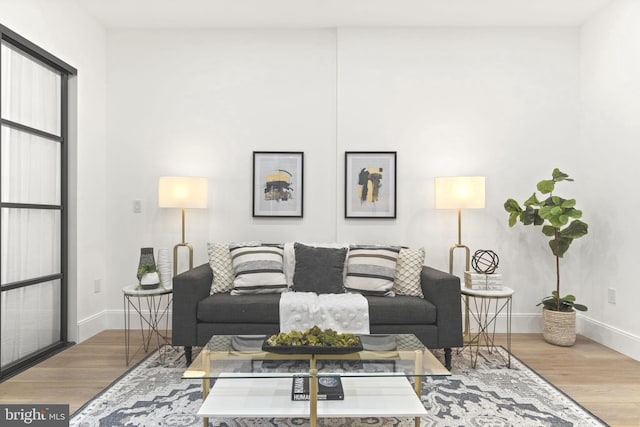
[173,242,193,277]
[173,207,194,277]
[447,208,474,343]
[449,243,472,342]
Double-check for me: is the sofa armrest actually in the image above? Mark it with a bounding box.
[171,263,213,347]
[420,266,463,348]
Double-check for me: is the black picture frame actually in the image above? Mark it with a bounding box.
[253,151,304,217]
[345,151,397,219]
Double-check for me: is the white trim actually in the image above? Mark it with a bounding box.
[465,312,541,334]
[105,308,173,330]
[577,315,640,361]
[470,312,640,361]
[76,310,106,342]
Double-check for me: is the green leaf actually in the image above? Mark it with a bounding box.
[537,179,555,194]
[524,193,541,207]
[508,212,519,227]
[538,298,558,311]
[504,198,522,213]
[561,199,576,208]
[560,220,588,239]
[566,209,583,219]
[551,196,561,206]
[539,205,552,219]
[552,168,571,181]
[550,206,563,216]
[533,214,545,226]
[542,225,556,236]
[542,300,557,310]
[522,207,538,225]
[547,215,565,228]
[573,303,588,312]
[561,294,576,303]
[558,214,569,225]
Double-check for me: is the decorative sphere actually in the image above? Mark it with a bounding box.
[471,250,500,274]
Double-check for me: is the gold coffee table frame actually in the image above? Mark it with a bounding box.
[183,334,449,427]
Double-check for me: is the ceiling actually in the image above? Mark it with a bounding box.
[77,0,612,29]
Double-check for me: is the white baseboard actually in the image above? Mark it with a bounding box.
[75,309,173,343]
[578,315,640,361]
[105,308,173,330]
[468,312,640,361]
[465,312,542,334]
[76,311,107,342]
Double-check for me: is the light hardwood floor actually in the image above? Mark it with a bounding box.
[0,331,638,426]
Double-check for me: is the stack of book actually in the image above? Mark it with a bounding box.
[464,271,504,290]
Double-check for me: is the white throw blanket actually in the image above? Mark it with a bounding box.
[279,292,370,334]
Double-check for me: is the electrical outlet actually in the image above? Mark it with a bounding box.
[94,279,101,294]
[133,199,142,213]
[607,288,616,304]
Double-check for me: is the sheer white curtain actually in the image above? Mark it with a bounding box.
[1,41,62,368]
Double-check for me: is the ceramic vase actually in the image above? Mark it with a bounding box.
[157,248,172,289]
[137,247,159,290]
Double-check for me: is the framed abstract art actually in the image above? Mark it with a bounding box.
[345,151,396,219]
[253,151,304,217]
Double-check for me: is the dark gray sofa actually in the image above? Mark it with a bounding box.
[172,263,462,369]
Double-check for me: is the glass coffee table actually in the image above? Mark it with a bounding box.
[183,334,450,427]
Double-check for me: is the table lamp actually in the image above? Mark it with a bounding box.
[435,176,485,341]
[158,176,208,276]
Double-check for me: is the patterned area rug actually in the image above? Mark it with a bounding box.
[71,346,607,427]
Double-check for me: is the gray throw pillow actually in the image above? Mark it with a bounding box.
[292,243,347,294]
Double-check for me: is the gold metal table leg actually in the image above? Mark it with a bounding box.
[414,350,424,427]
[202,348,210,427]
[309,356,317,427]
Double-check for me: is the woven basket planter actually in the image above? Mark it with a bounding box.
[542,308,576,346]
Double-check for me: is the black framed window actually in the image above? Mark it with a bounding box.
[0,23,76,380]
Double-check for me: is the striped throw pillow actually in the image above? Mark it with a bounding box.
[230,244,288,295]
[345,245,401,296]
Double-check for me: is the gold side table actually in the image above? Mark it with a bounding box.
[460,285,514,368]
[122,284,172,365]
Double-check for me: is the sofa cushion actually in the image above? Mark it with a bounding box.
[292,243,347,294]
[198,294,436,326]
[207,242,234,294]
[345,245,400,296]
[393,247,426,298]
[197,293,281,324]
[230,244,288,294]
[366,295,437,325]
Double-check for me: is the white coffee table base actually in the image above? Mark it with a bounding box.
[198,376,427,419]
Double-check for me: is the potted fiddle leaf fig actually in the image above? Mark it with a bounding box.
[504,168,588,346]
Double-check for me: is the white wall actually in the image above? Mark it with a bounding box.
[578,0,640,360]
[106,27,583,335]
[105,29,338,312]
[335,27,586,335]
[0,0,107,341]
